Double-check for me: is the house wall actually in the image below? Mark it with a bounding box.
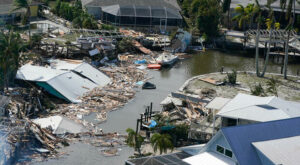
[206,132,238,162]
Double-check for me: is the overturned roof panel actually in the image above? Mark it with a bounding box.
[16,64,66,81]
[16,64,98,103]
[49,59,111,87]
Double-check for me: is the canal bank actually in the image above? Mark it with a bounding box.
[34,50,300,165]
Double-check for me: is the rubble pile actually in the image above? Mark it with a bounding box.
[55,65,147,128]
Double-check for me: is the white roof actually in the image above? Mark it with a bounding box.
[205,97,231,110]
[50,59,111,87]
[217,93,300,122]
[47,72,98,103]
[16,64,66,81]
[252,136,300,165]
[183,152,236,165]
[16,64,98,103]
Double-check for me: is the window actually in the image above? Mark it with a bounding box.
[216,145,224,154]
[225,149,233,158]
[216,145,233,158]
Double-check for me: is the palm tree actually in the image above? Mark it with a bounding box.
[269,0,298,79]
[12,0,32,38]
[261,2,277,77]
[232,4,248,30]
[232,4,255,30]
[222,0,231,28]
[254,0,263,77]
[150,133,174,155]
[126,128,144,156]
[0,31,24,90]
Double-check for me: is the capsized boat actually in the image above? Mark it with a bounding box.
[156,52,179,66]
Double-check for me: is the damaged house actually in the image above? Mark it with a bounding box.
[16,60,110,103]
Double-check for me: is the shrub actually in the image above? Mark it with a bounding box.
[266,77,278,96]
[251,83,265,96]
[227,70,237,85]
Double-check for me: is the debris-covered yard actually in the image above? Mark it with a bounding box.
[182,72,300,101]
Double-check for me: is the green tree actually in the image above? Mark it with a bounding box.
[116,38,135,54]
[269,0,298,79]
[196,0,221,38]
[232,4,255,30]
[0,31,25,90]
[150,133,174,155]
[222,0,232,28]
[126,128,144,156]
[13,0,31,24]
[254,0,263,77]
[260,2,276,77]
[12,0,32,38]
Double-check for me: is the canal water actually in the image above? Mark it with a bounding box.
[35,50,300,165]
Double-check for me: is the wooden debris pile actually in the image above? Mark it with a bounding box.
[57,65,147,128]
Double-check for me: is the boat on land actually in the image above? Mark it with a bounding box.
[156,52,179,66]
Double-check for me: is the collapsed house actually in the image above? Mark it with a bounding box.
[16,60,111,103]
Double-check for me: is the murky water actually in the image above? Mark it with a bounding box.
[34,50,300,165]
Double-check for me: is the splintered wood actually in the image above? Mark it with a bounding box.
[58,66,147,128]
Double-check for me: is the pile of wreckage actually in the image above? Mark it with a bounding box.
[160,89,220,142]
[0,55,149,162]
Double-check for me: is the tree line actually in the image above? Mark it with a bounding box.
[52,0,98,29]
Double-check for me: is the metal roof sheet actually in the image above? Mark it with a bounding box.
[252,136,300,165]
[221,117,300,165]
[16,64,66,82]
[16,64,98,103]
[49,59,111,87]
[217,93,300,122]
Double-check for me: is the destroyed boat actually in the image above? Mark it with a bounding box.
[156,52,179,66]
